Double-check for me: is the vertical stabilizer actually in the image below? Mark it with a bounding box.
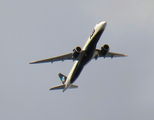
[58,73,67,84]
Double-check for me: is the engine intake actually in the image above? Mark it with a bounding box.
[101,44,110,56]
[72,46,82,58]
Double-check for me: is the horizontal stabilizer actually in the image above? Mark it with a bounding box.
[49,84,65,90]
[69,84,78,88]
[49,84,78,90]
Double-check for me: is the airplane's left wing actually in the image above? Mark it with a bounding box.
[93,49,127,59]
[30,51,85,64]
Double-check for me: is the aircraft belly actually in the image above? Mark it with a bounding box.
[70,44,95,84]
[70,28,105,84]
[70,65,83,84]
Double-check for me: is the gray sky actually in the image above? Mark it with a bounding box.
[1,0,154,120]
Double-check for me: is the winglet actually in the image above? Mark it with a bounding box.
[29,61,37,64]
[124,54,128,57]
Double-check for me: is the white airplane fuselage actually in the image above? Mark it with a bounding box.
[63,21,107,92]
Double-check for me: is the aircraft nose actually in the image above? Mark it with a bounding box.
[97,21,107,30]
[101,21,107,28]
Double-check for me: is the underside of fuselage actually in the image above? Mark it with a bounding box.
[70,28,105,84]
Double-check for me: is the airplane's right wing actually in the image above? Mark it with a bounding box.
[30,51,86,64]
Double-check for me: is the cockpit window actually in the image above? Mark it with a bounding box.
[90,29,95,38]
[97,21,101,24]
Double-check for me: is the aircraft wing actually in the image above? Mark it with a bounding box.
[93,49,127,59]
[105,52,127,58]
[30,51,85,64]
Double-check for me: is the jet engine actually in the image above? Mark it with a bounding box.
[72,46,82,58]
[101,44,110,56]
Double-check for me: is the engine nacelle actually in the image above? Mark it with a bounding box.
[101,44,110,56]
[72,46,82,58]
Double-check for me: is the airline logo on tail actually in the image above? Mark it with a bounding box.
[58,73,67,84]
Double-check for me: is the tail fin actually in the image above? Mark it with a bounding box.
[58,73,67,84]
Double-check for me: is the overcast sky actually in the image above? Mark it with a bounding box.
[1,0,154,120]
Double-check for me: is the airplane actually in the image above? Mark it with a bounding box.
[30,21,127,92]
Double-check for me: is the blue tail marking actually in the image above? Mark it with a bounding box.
[58,73,67,84]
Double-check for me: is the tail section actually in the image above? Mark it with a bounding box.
[58,73,67,84]
[49,73,78,92]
